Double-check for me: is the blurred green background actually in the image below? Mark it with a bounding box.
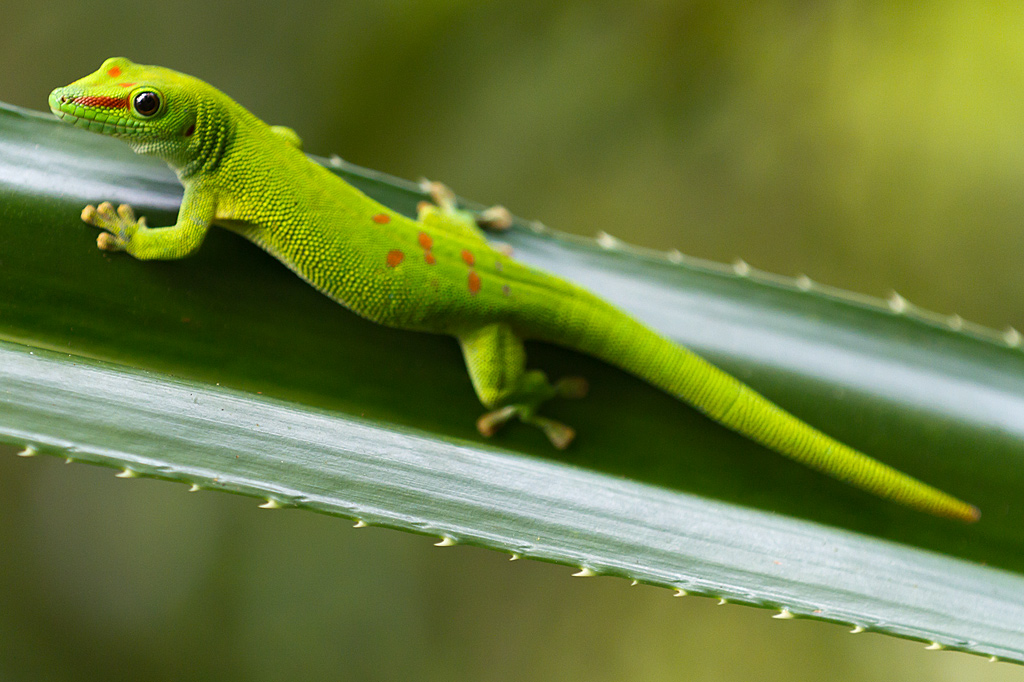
[2,1,1023,679]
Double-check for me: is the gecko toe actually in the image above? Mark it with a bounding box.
[477,405,518,437]
[555,376,589,399]
[476,205,512,231]
[81,205,98,224]
[97,201,116,220]
[96,232,123,251]
[526,415,575,449]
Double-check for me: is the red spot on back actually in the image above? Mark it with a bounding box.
[72,95,129,110]
[386,250,404,267]
[418,232,433,250]
[461,250,475,266]
[425,253,436,265]
[372,213,391,225]
[468,271,481,295]
[107,66,122,77]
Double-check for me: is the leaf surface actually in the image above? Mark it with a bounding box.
[1,102,1021,661]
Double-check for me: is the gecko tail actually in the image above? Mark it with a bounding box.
[550,302,980,523]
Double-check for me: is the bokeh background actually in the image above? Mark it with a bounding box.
[2,1,1023,679]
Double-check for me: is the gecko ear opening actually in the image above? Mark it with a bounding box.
[184,123,196,137]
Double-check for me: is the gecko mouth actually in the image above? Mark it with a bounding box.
[48,90,146,136]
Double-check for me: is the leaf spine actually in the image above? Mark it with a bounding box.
[888,291,908,313]
[595,232,620,250]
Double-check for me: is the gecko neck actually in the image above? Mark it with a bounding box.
[176,100,236,180]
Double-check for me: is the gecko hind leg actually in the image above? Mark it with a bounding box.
[459,323,588,449]
[418,180,513,235]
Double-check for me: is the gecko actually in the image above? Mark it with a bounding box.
[49,58,979,522]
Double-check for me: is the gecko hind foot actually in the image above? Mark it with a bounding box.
[526,414,576,449]
[555,376,589,399]
[477,406,576,449]
[475,205,512,231]
[476,405,518,437]
[419,179,512,231]
[419,179,457,212]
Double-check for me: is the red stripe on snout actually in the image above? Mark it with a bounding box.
[71,95,129,109]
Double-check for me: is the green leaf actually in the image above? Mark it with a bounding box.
[2,102,1022,662]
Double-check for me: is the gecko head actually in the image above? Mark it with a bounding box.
[49,57,219,167]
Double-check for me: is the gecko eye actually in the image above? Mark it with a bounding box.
[132,91,161,117]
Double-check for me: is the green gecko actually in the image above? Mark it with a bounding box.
[49,57,979,522]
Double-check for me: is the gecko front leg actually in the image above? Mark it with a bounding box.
[81,186,216,261]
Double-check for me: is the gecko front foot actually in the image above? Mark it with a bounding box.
[82,202,146,251]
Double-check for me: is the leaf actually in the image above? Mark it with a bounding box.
[1,102,1022,662]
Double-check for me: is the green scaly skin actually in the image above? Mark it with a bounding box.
[49,58,980,522]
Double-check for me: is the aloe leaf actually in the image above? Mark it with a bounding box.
[1,102,1022,661]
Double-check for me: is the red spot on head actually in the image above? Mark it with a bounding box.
[107,66,122,77]
[386,250,405,267]
[468,271,481,295]
[418,231,433,250]
[461,250,475,266]
[72,95,129,110]
[117,82,137,88]
[372,213,391,225]
[425,253,436,265]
